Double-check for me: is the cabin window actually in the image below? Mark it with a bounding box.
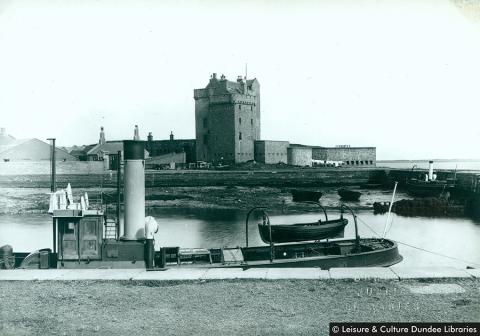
[66,222,75,234]
[239,132,242,140]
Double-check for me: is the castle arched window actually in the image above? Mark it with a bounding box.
[239,132,242,140]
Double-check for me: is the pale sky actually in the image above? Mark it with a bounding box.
[0,0,479,159]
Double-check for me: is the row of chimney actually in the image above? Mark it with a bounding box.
[98,126,175,145]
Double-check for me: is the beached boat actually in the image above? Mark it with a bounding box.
[290,189,323,202]
[338,188,361,201]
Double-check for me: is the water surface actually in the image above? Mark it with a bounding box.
[1,208,479,268]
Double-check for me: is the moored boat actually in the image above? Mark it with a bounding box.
[405,161,455,197]
[290,189,323,202]
[338,188,361,201]
[155,238,402,269]
[154,204,402,269]
[4,139,403,271]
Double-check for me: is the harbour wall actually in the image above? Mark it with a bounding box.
[0,165,478,194]
[0,161,105,176]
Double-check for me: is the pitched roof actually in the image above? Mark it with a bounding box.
[0,139,31,154]
[86,141,123,156]
[0,138,76,160]
[0,133,16,146]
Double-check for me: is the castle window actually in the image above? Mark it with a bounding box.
[250,106,253,111]
[370,160,373,164]
[203,118,207,128]
[239,117,242,124]
[239,104,242,110]
[239,132,242,140]
[251,119,253,125]
[203,134,208,144]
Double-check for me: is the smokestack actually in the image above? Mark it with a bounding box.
[133,125,140,140]
[428,160,434,181]
[122,140,145,240]
[99,126,106,145]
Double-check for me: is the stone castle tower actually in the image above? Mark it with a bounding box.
[194,73,260,163]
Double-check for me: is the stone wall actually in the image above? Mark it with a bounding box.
[194,74,260,164]
[287,147,312,166]
[146,152,186,166]
[312,147,376,166]
[0,161,105,175]
[254,140,289,164]
[146,139,196,163]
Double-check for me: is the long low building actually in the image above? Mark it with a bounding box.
[312,146,376,167]
[0,138,76,162]
[254,141,376,167]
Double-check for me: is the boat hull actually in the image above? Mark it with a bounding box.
[405,180,450,197]
[257,219,348,243]
[290,189,323,202]
[338,189,361,201]
[158,238,403,270]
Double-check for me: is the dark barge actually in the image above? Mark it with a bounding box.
[290,189,323,202]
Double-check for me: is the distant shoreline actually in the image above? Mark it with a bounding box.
[377,159,480,163]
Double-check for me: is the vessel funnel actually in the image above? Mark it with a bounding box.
[122,140,146,240]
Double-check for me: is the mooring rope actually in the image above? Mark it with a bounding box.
[355,214,480,268]
[394,240,480,268]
